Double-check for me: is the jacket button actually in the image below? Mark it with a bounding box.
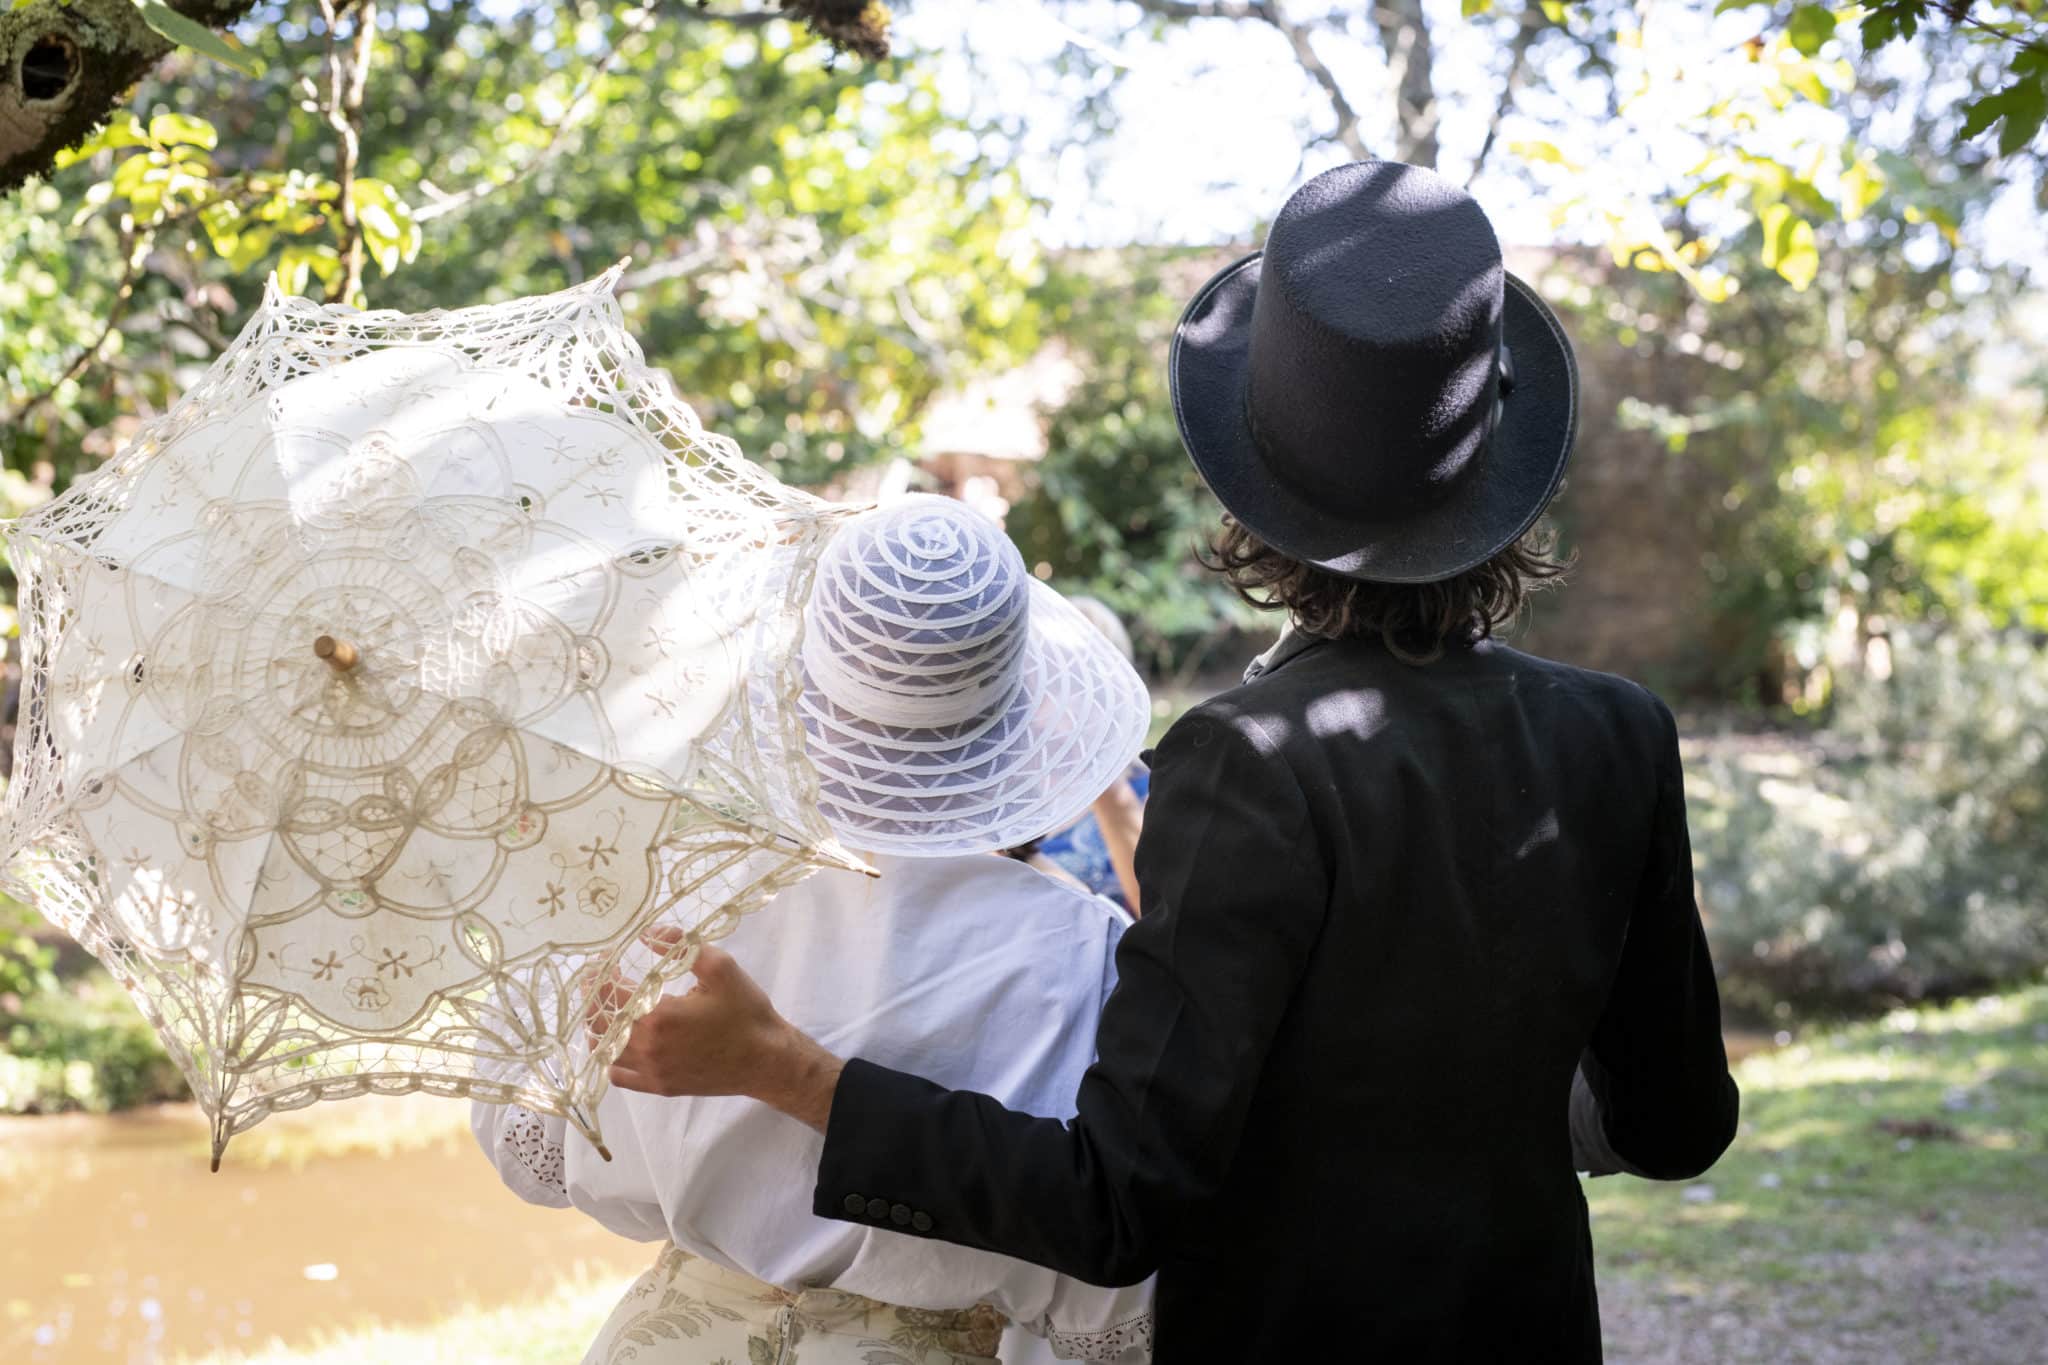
[911,1211,933,1232]
[865,1197,890,1220]
[842,1193,866,1216]
[890,1203,912,1226]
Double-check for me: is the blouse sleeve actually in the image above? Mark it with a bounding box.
[468,1056,571,1209]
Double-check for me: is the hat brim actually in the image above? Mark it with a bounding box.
[798,580,1150,857]
[1169,253,1578,584]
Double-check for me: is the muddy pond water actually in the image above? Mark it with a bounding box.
[0,1097,647,1363]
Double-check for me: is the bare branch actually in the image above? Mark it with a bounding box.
[1263,0,1370,160]
[317,0,378,305]
[1468,5,1547,185]
[1121,0,1264,16]
[417,3,662,226]
[1124,0,1372,159]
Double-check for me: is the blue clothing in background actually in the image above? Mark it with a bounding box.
[1039,768,1149,912]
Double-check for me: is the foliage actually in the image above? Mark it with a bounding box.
[0,965,187,1113]
[0,896,56,1014]
[1004,250,1261,677]
[1540,104,2037,698]
[1689,631,2048,1015]
[348,4,1046,482]
[5,3,1043,488]
[1858,0,2048,157]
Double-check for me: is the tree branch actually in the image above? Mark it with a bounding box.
[317,0,377,305]
[1262,0,1370,160]
[416,2,661,226]
[1124,0,1371,159]
[0,0,260,192]
[1373,0,1439,166]
[1468,5,1547,185]
[1,0,890,198]
[5,231,144,425]
[1121,0,1263,16]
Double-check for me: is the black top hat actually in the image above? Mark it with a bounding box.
[1170,160,1578,584]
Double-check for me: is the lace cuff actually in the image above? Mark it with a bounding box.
[500,1105,569,1205]
[1045,1311,1154,1362]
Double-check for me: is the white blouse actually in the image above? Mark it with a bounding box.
[471,851,1154,1363]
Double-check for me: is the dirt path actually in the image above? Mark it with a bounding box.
[1599,1226,2048,1365]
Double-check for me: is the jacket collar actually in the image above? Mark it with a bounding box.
[1242,622,1326,684]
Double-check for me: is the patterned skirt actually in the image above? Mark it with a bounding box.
[583,1244,1008,1365]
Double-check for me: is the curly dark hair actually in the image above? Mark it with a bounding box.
[1201,517,1571,665]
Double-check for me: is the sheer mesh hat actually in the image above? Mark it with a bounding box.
[799,496,1151,856]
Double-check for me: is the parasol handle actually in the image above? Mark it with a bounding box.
[313,635,359,672]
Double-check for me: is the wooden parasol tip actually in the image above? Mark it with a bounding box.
[313,635,359,672]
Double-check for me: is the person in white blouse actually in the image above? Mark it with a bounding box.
[472,496,1157,1365]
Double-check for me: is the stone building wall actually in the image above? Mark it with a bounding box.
[1517,307,1731,694]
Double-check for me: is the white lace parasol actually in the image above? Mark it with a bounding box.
[0,269,863,1166]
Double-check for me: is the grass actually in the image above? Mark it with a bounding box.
[171,1272,627,1365]
[1588,980,2048,1341]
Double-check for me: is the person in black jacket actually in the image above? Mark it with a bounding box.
[607,160,1740,1363]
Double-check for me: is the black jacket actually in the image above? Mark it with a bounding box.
[814,634,1739,1362]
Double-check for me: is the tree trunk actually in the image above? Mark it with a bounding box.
[1373,0,1439,167]
[0,0,260,193]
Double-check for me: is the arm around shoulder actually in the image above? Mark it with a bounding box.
[813,699,1329,1284]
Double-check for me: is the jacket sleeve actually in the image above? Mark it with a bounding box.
[812,701,1326,1286]
[1575,696,1741,1180]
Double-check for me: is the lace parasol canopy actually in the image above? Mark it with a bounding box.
[0,269,863,1167]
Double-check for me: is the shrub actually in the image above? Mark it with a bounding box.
[1692,630,2048,1016]
[0,967,186,1114]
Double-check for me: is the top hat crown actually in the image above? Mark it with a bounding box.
[1171,160,1578,584]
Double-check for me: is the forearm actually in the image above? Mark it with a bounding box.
[749,1023,845,1134]
[1091,783,1144,915]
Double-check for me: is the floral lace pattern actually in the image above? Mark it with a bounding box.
[503,1106,567,1199]
[1044,1311,1154,1362]
[0,271,863,1166]
[587,1246,1006,1365]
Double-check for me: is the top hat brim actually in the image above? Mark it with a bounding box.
[1169,253,1578,584]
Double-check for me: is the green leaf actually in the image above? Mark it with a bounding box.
[53,114,150,168]
[1460,0,1493,15]
[224,225,277,273]
[1786,5,1836,57]
[1840,156,1885,221]
[349,178,421,277]
[1539,0,1566,20]
[1960,75,2048,156]
[134,2,262,78]
[147,112,217,150]
[275,243,343,297]
[1760,202,1819,292]
[1779,60,1831,107]
[1509,138,1580,170]
[1714,0,1770,11]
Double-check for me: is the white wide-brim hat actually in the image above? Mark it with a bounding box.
[798,495,1151,857]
